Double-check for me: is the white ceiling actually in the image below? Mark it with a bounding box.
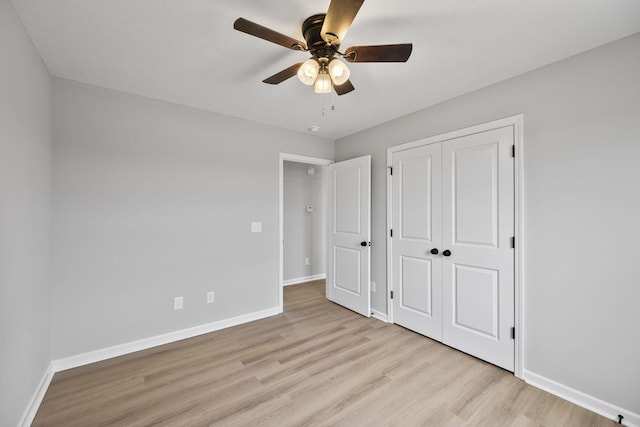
[11,0,640,139]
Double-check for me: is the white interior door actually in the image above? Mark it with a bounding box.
[326,156,371,317]
[391,144,443,339]
[441,127,514,371]
[389,125,515,371]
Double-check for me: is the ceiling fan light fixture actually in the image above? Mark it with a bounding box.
[314,72,332,93]
[297,58,319,85]
[234,1,414,97]
[328,59,350,86]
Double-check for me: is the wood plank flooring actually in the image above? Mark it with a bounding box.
[33,280,617,426]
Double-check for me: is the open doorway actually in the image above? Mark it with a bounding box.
[282,161,326,286]
[278,153,333,312]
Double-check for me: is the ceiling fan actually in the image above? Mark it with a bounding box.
[233,0,413,95]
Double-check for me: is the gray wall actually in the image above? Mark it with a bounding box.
[3,3,637,420]
[336,33,640,415]
[283,162,325,282]
[0,0,52,424]
[51,78,334,359]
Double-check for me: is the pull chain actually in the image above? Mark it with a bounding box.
[319,91,336,116]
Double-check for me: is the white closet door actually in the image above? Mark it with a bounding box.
[441,126,515,371]
[326,155,371,317]
[391,144,443,339]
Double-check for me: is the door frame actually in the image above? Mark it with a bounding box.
[278,153,333,312]
[386,115,525,378]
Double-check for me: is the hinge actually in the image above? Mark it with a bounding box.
[390,229,393,237]
[511,327,516,340]
[389,166,393,175]
[512,145,515,158]
[511,236,515,248]
[390,290,394,299]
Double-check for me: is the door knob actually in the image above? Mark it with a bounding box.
[430,248,439,255]
[360,241,367,247]
[442,250,452,257]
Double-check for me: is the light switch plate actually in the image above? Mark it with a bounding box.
[251,221,262,233]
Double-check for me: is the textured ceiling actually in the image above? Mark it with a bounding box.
[11,0,640,139]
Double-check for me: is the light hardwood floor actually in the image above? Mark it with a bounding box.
[33,280,617,426]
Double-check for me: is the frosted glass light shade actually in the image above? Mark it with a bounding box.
[328,59,350,85]
[314,73,332,93]
[297,59,319,85]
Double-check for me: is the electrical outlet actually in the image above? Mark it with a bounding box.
[174,296,183,310]
[371,281,376,293]
[304,257,310,266]
[207,291,215,304]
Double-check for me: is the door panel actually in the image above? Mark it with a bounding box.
[334,247,361,295]
[452,143,499,247]
[335,167,361,234]
[452,264,499,338]
[442,126,514,371]
[327,156,371,317]
[392,144,442,339]
[400,256,433,315]
[401,155,433,241]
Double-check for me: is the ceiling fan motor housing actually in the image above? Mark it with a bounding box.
[302,14,339,60]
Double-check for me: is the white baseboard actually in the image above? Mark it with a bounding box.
[523,369,639,427]
[371,309,388,322]
[52,306,281,373]
[283,274,326,286]
[19,361,54,427]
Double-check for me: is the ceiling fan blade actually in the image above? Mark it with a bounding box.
[263,63,303,85]
[344,44,413,62]
[321,0,365,45]
[334,79,355,96]
[234,18,307,50]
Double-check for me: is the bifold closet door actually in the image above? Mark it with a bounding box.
[391,144,443,339]
[441,127,514,371]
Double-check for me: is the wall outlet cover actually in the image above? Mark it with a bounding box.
[207,291,215,304]
[251,221,262,233]
[174,296,183,310]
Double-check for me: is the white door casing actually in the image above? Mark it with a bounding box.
[327,155,371,317]
[388,121,518,373]
[392,144,443,339]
